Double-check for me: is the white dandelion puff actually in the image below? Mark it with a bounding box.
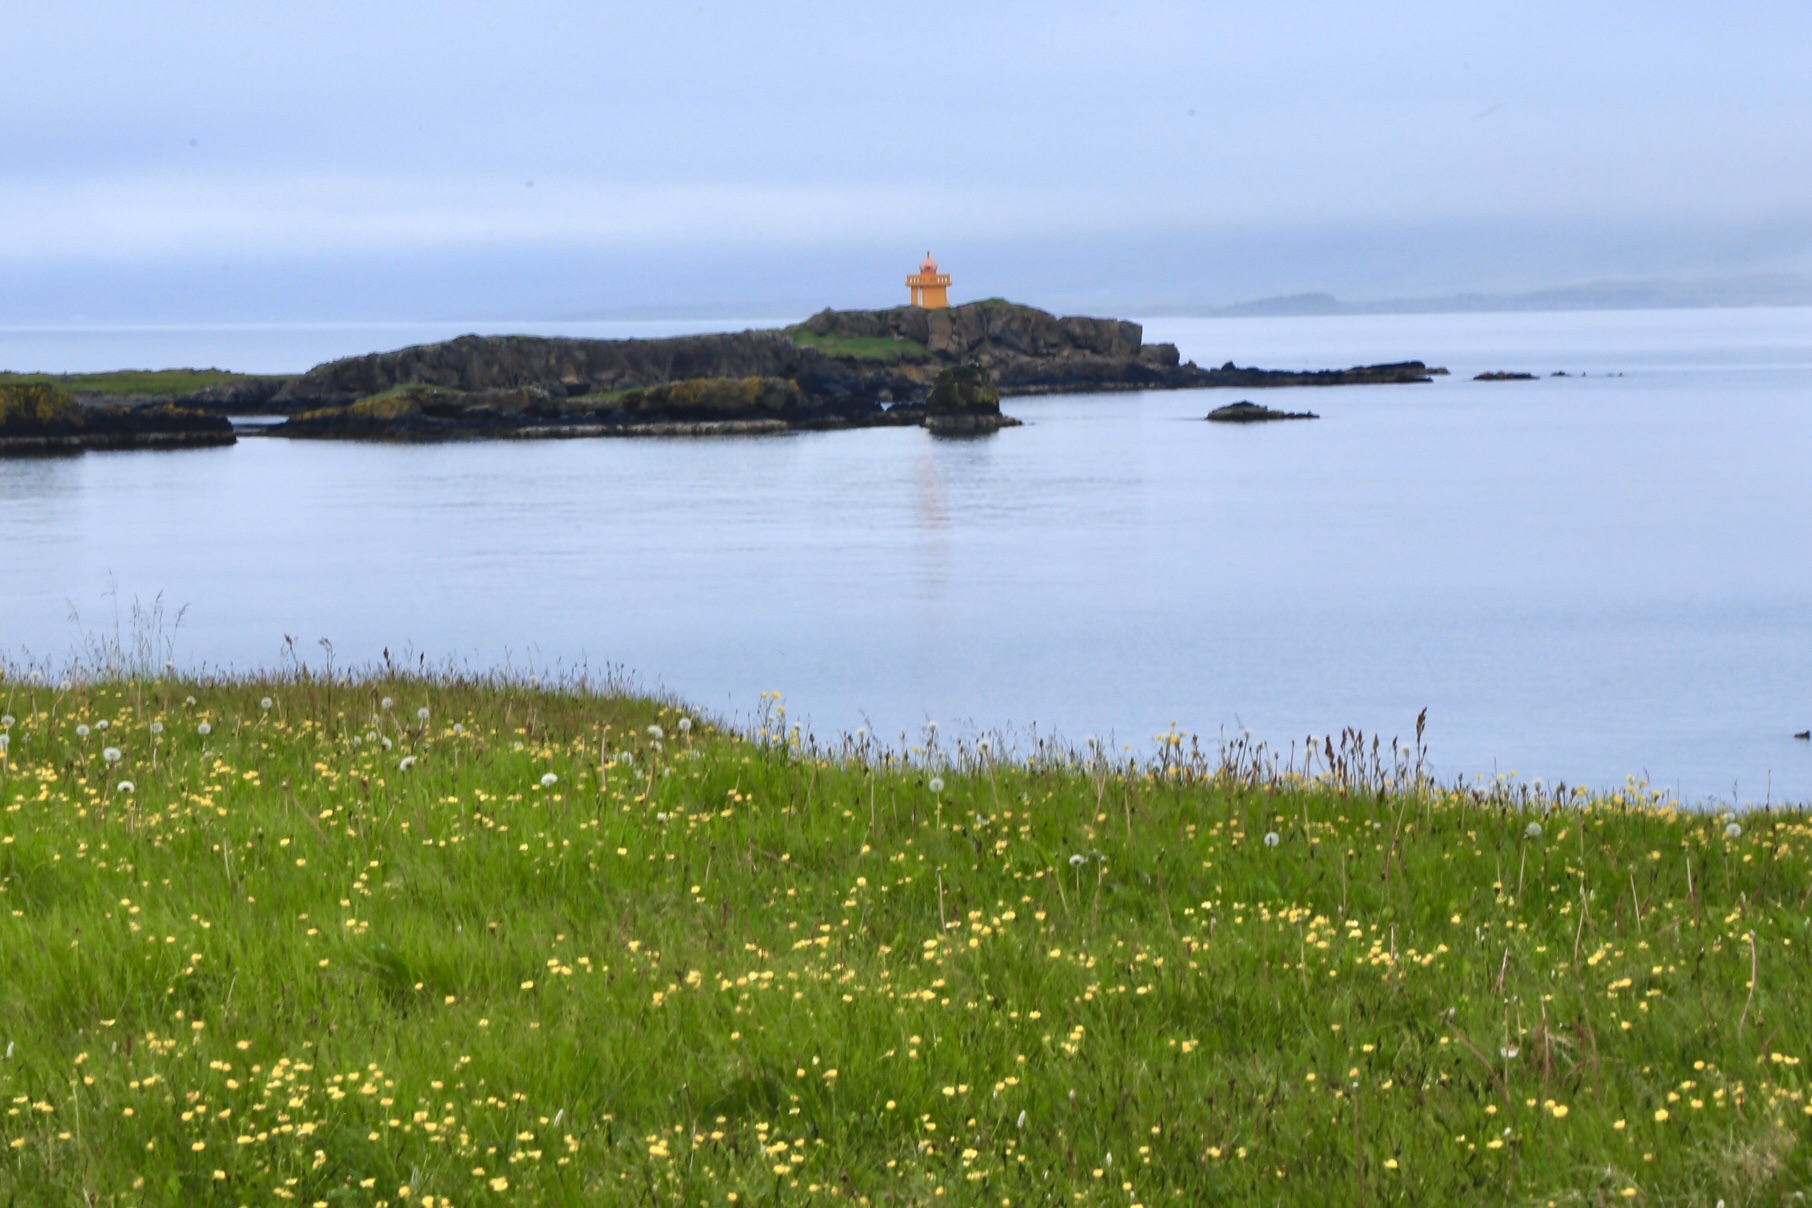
[96,719,109,731]
[1726,822,1743,839]
[540,772,558,788]
[0,735,10,754]
[183,695,196,706]
[148,721,163,736]
[677,718,692,733]
[75,724,91,739]
[398,756,417,772]
[0,715,12,727]
[655,812,669,823]
[646,724,664,740]
[380,697,394,710]
[1263,832,1281,848]
[1525,822,1543,839]
[102,746,122,764]
[616,752,633,766]
[1069,854,1086,867]
[197,722,211,736]
[1500,1045,1520,1059]
[417,707,430,721]
[381,737,393,751]
[928,777,944,793]
[259,698,273,711]
[351,736,362,747]
[116,780,135,795]
[452,723,464,735]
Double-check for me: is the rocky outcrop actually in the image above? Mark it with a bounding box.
[265,300,1444,440]
[922,364,1020,434]
[0,383,234,453]
[1474,371,1537,381]
[1205,401,1318,423]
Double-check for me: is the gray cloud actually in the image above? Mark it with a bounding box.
[3,0,1808,318]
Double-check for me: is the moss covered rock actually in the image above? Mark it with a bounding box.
[925,364,1000,415]
[0,382,84,430]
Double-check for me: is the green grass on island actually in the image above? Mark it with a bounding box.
[0,370,273,399]
[784,330,932,365]
[2,675,1810,1205]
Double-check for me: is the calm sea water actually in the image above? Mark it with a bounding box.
[3,307,1810,804]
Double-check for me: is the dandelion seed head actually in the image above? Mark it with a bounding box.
[540,772,558,788]
[380,697,394,710]
[0,715,11,727]
[197,722,211,736]
[677,717,692,733]
[259,698,273,711]
[1525,822,1542,839]
[398,756,417,772]
[647,724,664,740]
[452,723,464,735]
[148,721,163,736]
[1069,854,1086,867]
[1264,831,1281,848]
[75,724,90,738]
[416,707,430,721]
[1725,822,1743,839]
[929,777,944,793]
[117,780,135,794]
[102,746,122,763]
[96,719,109,731]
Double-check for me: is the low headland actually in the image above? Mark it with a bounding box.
[1,671,1804,1201]
[0,301,1441,448]
[0,382,234,454]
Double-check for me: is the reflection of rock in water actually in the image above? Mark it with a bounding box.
[913,447,950,602]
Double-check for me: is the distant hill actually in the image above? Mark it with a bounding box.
[1180,274,1812,318]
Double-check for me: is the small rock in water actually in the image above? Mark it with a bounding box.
[1205,401,1317,423]
[1473,371,1538,381]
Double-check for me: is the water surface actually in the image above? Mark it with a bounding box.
[3,307,1810,802]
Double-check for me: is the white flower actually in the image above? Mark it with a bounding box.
[452,723,464,735]
[75,724,91,739]
[259,697,273,711]
[540,772,558,788]
[677,718,692,733]
[0,735,9,754]
[1525,822,1543,839]
[0,715,11,727]
[1726,822,1743,839]
[651,741,663,753]
[977,737,993,755]
[102,747,122,763]
[351,736,362,747]
[366,731,379,742]
[197,722,211,736]
[1263,832,1281,848]
[1069,854,1086,867]
[183,695,196,706]
[398,756,417,772]
[1500,1045,1520,1059]
[853,726,866,742]
[926,721,939,735]
[646,724,664,740]
[655,812,669,823]
[381,737,393,751]
[116,780,135,795]
[148,721,164,736]
[417,707,430,721]
[95,719,109,731]
[380,697,394,710]
[928,777,944,793]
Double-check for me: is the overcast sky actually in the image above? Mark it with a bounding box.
[3,1,1808,320]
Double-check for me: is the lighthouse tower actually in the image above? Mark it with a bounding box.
[906,253,952,309]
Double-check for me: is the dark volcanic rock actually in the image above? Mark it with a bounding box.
[0,383,234,453]
[1474,371,1538,381]
[267,300,1444,440]
[1205,401,1318,423]
[924,364,1019,434]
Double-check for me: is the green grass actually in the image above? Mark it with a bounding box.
[784,330,932,365]
[0,370,274,398]
[1,676,1809,1205]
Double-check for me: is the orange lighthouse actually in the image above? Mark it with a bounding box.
[906,252,951,309]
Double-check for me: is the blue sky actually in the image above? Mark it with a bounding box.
[3,1,1808,319]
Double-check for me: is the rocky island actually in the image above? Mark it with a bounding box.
[1205,400,1319,423]
[0,382,234,454]
[264,300,1444,441]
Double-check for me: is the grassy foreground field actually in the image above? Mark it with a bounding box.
[1,677,1810,1205]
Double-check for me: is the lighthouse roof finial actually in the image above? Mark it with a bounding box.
[920,252,938,273]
